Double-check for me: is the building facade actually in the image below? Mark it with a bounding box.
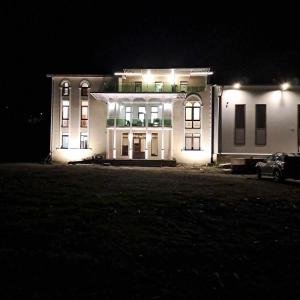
[48,69,300,164]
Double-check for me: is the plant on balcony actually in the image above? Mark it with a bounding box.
[153,118,160,127]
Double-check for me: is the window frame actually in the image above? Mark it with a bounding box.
[80,100,88,128]
[234,104,246,145]
[255,104,266,146]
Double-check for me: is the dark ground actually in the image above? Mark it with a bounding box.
[0,164,300,299]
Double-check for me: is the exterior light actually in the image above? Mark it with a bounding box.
[190,71,214,76]
[233,83,241,89]
[281,82,290,90]
[143,70,154,84]
[114,72,142,76]
[168,69,175,85]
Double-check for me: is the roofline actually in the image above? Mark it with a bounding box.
[46,74,112,78]
[223,85,300,90]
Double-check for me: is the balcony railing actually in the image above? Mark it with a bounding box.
[118,83,205,93]
[106,118,172,127]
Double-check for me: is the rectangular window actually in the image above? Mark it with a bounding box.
[298,105,300,149]
[62,134,69,149]
[255,104,266,145]
[155,82,163,93]
[235,105,245,145]
[62,87,69,96]
[185,133,200,150]
[62,100,69,127]
[80,133,88,149]
[81,100,88,127]
[81,87,88,97]
[151,106,159,124]
[122,133,129,156]
[151,133,158,156]
[180,81,188,92]
[138,106,146,126]
[125,106,131,126]
[135,82,142,93]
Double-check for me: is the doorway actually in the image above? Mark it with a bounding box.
[133,133,146,159]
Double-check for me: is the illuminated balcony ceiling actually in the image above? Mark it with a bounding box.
[114,68,213,77]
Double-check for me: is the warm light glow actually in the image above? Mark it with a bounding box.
[143,70,154,83]
[190,71,214,76]
[168,69,175,84]
[281,82,290,90]
[114,72,142,76]
[233,83,241,89]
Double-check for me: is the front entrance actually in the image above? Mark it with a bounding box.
[133,133,146,159]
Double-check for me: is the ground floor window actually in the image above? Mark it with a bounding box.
[62,134,69,149]
[185,133,200,150]
[122,133,128,156]
[80,133,88,149]
[151,133,158,156]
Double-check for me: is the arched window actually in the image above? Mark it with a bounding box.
[61,81,70,96]
[185,101,201,129]
[80,81,90,96]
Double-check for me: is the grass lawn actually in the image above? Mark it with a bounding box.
[0,164,300,299]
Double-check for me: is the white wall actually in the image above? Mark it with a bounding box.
[221,87,300,155]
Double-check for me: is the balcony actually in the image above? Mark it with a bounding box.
[106,118,172,128]
[118,83,205,93]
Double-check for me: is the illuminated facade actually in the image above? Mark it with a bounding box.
[48,69,300,164]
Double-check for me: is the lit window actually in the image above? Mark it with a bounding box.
[155,82,163,93]
[62,100,69,127]
[80,133,88,149]
[81,100,88,127]
[151,106,159,124]
[185,102,201,129]
[138,107,146,126]
[62,134,69,149]
[125,107,131,126]
[62,82,70,96]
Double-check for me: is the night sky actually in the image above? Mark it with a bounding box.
[1,2,299,161]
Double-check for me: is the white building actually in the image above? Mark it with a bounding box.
[48,69,300,164]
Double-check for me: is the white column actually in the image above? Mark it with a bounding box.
[106,129,110,159]
[113,101,117,159]
[170,100,174,159]
[161,103,165,160]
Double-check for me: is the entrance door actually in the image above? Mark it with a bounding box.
[133,133,146,159]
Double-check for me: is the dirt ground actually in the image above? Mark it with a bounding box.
[0,164,300,299]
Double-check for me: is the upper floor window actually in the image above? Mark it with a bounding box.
[80,81,90,97]
[62,100,69,127]
[125,106,131,126]
[151,106,159,125]
[61,81,70,96]
[81,100,88,127]
[185,102,201,129]
[135,82,142,93]
[138,107,146,126]
[180,81,188,92]
[155,82,163,93]
[235,104,245,145]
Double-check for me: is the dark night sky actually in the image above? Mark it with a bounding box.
[1,2,299,161]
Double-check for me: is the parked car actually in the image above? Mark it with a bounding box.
[255,152,300,182]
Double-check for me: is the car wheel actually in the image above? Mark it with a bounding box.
[273,170,283,183]
[257,168,262,179]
